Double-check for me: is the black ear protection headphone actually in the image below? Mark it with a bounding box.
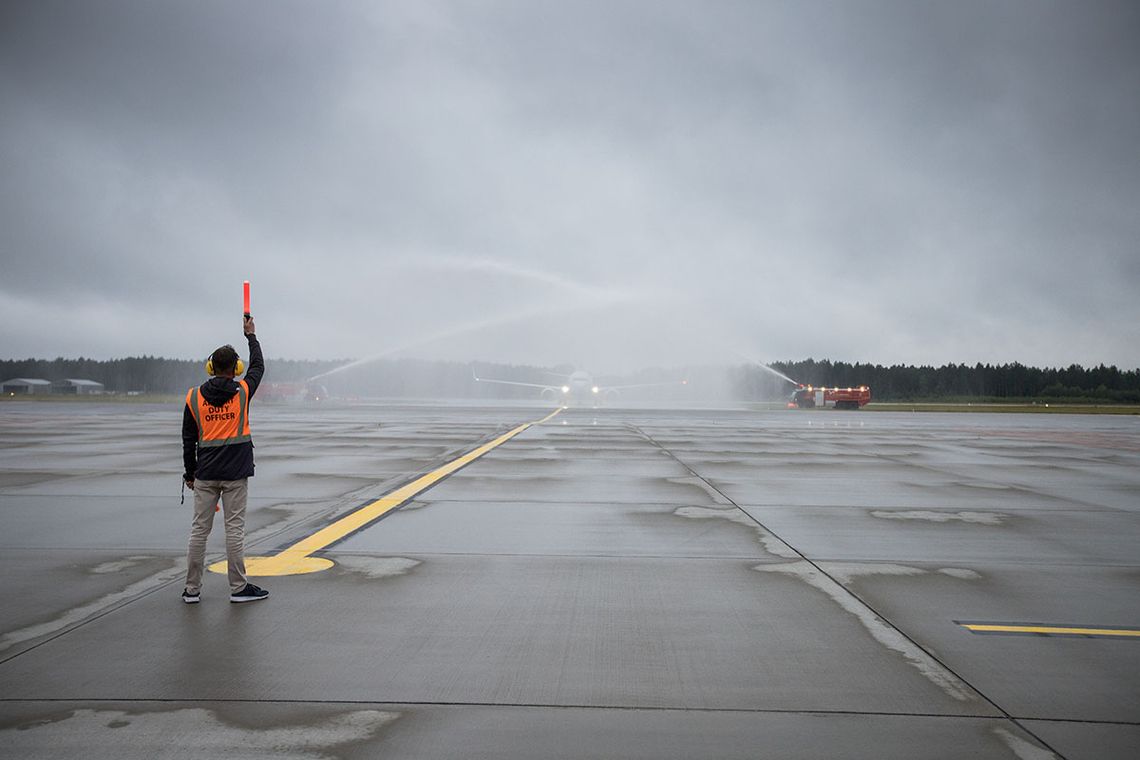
[205,354,245,376]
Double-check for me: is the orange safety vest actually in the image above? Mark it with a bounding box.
[186,381,252,448]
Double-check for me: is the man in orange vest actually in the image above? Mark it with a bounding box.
[181,315,267,604]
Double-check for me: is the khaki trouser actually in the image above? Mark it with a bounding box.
[184,479,249,594]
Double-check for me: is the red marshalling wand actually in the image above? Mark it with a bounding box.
[243,280,251,318]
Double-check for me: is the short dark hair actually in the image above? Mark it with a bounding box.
[210,345,239,375]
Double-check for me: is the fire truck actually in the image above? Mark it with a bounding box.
[788,385,871,410]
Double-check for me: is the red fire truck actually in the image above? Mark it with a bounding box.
[788,385,871,410]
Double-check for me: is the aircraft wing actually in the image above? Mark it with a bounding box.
[472,371,561,392]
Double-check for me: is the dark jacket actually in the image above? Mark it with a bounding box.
[183,333,264,481]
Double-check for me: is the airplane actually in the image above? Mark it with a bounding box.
[472,366,687,407]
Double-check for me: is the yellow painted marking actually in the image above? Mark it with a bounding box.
[960,623,1140,638]
[210,408,562,577]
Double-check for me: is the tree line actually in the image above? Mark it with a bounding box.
[0,356,563,398]
[0,356,343,395]
[3,355,1139,403]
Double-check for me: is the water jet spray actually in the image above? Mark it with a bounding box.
[733,351,800,386]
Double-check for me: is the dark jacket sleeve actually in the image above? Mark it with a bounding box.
[245,333,265,399]
[182,403,198,479]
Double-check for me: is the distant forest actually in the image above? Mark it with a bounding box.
[2,356,1139,403]
[759,359,1140,403]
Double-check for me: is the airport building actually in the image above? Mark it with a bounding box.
[52,378,105,395]
[1,378,53,395]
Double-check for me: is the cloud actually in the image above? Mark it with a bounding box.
[1,0,1138,368]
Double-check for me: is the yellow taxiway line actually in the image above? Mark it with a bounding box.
[959,622,1140,638]
[210,408,562,577]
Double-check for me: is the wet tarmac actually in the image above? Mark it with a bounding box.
[1,400,1138,758]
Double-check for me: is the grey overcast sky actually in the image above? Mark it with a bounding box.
[2,1,1138,371]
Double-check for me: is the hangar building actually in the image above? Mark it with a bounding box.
[53,379,105,395]
[1,378,53,395]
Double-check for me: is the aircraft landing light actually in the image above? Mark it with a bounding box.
[209,408,563,577]
[957,621,1140,639]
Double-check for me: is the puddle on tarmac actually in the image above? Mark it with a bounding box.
[870,510,1007,525]
[663,476,733,506]
[333,556,421,579]
[754,561,983,702]
[90,556,157,574]
[821,562,982,584]
[993,726,1061,759]
[673,506,799,559]
[3,707,398,759]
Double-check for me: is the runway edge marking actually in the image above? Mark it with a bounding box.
[209,408,562,577]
